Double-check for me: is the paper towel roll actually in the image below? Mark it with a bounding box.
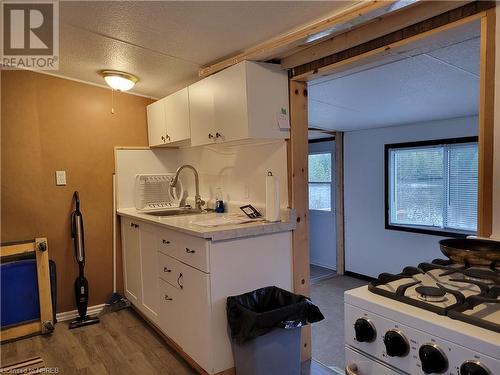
[266,171,280,222]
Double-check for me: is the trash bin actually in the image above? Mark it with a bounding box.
[227,286,324,375]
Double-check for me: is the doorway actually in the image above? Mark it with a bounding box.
[308,138,336,284]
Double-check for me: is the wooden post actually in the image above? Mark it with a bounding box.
[288,80,311,361]
[334,132,345,275]
[478,9,495,237]
[35,237,54,333]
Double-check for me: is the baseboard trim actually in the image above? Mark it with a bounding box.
[344,270,375,282]
[55,303,106,322]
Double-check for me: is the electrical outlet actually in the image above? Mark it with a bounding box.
[55,171,66,186]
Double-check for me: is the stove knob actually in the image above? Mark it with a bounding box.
[460,361,491,375]
[419,344,448,374]
[354,318,376,343]
[383,329,409,357]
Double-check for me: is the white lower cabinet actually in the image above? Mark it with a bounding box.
[121,218,159,324]
[122,219,141,305]
[159,278,183,344]
[120,215,292,374]
[139,225,160,324]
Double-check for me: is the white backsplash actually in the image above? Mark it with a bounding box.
[177,140,288,211]
[115,141,288,211]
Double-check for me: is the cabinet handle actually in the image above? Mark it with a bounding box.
[164,295,173,301]
[215,132,222,138]
[130,222,134,227]
[185,248,196,254]
[161,136,165,142]
[135,224,139,228]
[166,134,171,141]
[163,267,171,273]
[177,273,183,289]
[208,133,214,139]
[162,239,170,244]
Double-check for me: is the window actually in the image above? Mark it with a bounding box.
[308,152,332,211]
[385,137,478,237]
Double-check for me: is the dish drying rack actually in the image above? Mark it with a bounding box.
[134,174,184,212]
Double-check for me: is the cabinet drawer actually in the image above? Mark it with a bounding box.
[176,233,209,273]
[157,228,210,272]
[158,252,183,289]
[158,234,176,258]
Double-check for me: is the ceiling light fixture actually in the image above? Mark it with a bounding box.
[100,70,138,91]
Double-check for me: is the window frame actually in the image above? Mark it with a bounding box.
[384,136,478,238]
[308,139,335,212]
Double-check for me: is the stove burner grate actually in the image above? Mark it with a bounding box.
[416,286,446,302]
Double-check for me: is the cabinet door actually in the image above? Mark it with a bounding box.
[177,263,211,372]
[212,62,249,143]
[165,88,190,144]
[159,279,183,345]
[121,220,141,305]
[188,77,216,147]
[147,98,166,147]
[139,226,160,324]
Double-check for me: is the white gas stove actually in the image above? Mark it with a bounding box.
[344,259,500,375]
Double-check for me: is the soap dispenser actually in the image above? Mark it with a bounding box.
[215,187,224,213]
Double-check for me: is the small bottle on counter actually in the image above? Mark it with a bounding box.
[215,187,224,213]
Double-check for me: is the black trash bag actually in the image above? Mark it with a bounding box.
[227,286,324,345]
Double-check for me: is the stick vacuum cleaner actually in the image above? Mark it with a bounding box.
[69,191,100,329]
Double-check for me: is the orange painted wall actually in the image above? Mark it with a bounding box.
[1,70,151,312]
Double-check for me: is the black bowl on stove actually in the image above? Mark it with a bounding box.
[439,238,500,267]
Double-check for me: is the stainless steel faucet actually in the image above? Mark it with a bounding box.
[170,165,205,211]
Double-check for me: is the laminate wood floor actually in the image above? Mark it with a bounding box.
[1,308,338,375]
[0,309,196,375]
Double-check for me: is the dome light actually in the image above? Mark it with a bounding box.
[100,70,138,91]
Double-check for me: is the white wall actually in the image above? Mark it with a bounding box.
[344,116,478,277]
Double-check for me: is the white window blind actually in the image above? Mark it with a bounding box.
[388,141,477,234]
[447,143,478,232]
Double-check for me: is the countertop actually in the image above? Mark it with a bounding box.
[117,208,296,241]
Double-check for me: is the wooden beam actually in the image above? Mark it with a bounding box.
[334,132,345,275]
[291,12,485,82]
[478,8,495,237]
[1,321,42,342]
[199,1,397,77]
[290,1,495,80]
[289,80,311,361]
[0,241,35,257]
[282,1,470,69]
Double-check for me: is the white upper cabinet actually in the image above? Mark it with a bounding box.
[165,88,190,143]
[189,61,289,147]
[147,98,166,147]
[147,88,190,147]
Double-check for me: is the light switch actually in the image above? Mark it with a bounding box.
[55,170,66,186]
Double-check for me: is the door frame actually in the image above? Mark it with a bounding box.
[287,6,495,361]
[308,138,337,271]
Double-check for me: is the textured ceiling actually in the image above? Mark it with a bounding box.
[308,22,481,132]
[58,1,352,98]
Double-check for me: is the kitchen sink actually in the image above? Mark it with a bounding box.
[145,208,215,217]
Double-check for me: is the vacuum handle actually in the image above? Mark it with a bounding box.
[75,214,85,263]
